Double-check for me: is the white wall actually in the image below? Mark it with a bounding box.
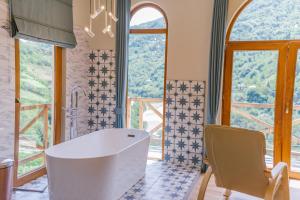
[74,0,214,81]
[73,0,248,81]
[228,0,247,23]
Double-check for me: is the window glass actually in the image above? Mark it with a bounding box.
[130,7,166,29]
[230,0,300,41]
[128,6,167,159]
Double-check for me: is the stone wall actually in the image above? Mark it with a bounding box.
[0,0,91,158]
[64,27,90,140]
[0,0,15,160]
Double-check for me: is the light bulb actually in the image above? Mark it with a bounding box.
[91,5,105,19]
[84,26,95,38]
[84,20,95,38]
[90,12,98,19]
[97,6,105,15]
[108,12,118,22]
[100,5,105,10]
[85,28,95,38]
[102,26,109,34]
[107,29,114,38]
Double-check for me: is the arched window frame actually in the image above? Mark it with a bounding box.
[222,0,300,179]
[225,0,253,43]
[128,3,168,160]
[130,3,168,34]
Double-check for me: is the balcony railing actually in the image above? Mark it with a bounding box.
[18,104,51,175]
[232,102,300,145]
[127,97,163,159]
[232,102,300,169]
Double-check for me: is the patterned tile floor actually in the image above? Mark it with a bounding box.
[13,160,200,200]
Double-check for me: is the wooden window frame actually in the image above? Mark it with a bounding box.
[14,39,63,186]
[223,0,300,179]
[127,3,168,160]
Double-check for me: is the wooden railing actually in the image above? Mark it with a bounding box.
[19,104,51,166]
[232,102,300,158]
[127,97,163,140]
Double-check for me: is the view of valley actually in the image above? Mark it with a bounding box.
[127,17,166,158]
[18,40,54,176]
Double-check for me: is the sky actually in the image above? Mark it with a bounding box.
[130,7,163,26]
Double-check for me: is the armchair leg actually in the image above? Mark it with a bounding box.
[197,166,212,200]
[223,189,231,199]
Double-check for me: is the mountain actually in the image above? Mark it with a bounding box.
[128,18,166,98]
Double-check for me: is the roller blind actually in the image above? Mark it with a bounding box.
[9,0,77,48]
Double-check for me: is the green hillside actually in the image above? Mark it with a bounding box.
[20,40,53,105]
[128,18,166,98]
[229,0,300,155]
[18,40,54,176]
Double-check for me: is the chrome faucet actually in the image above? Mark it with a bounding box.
[71,85,87,109]
[69,85,87,140]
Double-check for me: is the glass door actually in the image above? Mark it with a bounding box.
[229,50,280,167]
[283,43,300,178]
[291,50,300,173]
[222,43,288,169]
[223,42,300,179]
[15,39,55,185]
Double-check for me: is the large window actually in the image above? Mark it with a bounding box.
[223,0,300,179]
[14,39,62,186]
[127,4,168,159]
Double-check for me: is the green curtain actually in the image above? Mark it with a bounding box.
[9,0,76,48]
[207,0,228,124]
[115,0,131,128]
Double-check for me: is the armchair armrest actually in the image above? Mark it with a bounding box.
[270,162,288,180]
[264,162,288,179]
[264,162,289,200]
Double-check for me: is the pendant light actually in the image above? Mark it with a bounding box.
[84,0,118,38]
[84,0,95,37]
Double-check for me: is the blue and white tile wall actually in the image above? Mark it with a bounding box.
[164,80,205,168]
[87,50,116,132]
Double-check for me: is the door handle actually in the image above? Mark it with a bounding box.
[15,98,20,103]
[285,103,290,114]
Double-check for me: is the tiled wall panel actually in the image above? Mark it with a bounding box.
[164,80,205,167]
[87,50,116,132]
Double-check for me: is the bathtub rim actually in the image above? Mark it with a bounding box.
[45,128,150,160]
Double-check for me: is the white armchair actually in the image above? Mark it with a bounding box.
[197,125,290,200]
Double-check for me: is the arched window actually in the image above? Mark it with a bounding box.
[127,3,168,160]
[223,0,300,178]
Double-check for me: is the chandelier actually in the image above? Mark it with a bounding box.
[84,0,118,38]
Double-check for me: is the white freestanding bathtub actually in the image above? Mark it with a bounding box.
[45,129,150,200]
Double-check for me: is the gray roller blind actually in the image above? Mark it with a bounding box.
[9,0,77,48]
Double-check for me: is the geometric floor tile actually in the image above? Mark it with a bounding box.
[120,160,199,200]
[12,160,199,200]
